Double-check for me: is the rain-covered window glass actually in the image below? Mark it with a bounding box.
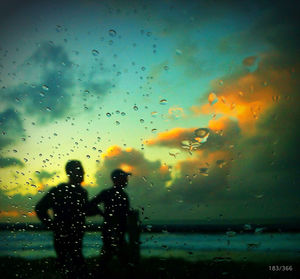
[0,0,299,278]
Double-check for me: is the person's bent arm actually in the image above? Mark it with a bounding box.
[35,190,54,230]
[86,193,104,217]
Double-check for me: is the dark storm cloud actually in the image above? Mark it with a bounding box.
[0,41,112,155]
[2,42,74,123]
[0,157,24,168]
[2,42,112,122]
[249,1,300,54]
[84,81,112,96]
[0,109,24,148]
[218,0,300,56]
[34,170,56,183]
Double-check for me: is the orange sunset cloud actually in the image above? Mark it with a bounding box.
[145,127,195,147]
[194,53,294,135]
[102,145,122,158]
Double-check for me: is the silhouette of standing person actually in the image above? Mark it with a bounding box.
[89,169,131,268]
[35,160,89,279]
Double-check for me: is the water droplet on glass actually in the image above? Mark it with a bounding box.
[199,168,209,176]
[46,107,52,112]
[191,142,201,149]
[272,96,280,102]
[56,25,62,32]
[194,128,209,138]
[181,140,191,149]
[92,49,99,56]
[220,96,226,104]
[106,112,111,117]
[115,121,120,125]
[159,99,168,105]
[42,85,49,91]
[121,112,126,116]
[86,155,90,159]
[140,119,144,124]
[151,128,157,133]
[133,105,138,111]
[208,92,218,105]
[151,111,158,117]
[141,66,146,71]
[109,29,117,37]
[164,65,169,71]
[175,49,182,55]
[216,160,226,168]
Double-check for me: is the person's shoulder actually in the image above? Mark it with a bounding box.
[79,186,88,195]
[50,183,68,193]
[56,183,68,190]
[97,188,111,198]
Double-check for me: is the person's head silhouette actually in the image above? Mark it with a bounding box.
[111,169,131,188]
[66,160,84,185]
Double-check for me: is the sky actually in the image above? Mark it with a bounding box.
[0,0,299,224]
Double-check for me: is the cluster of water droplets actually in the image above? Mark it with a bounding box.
[181,128,210,153]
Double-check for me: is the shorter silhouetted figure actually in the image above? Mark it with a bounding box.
[90,169,131,268]
[127,209,141,265]
[35,160,89,279]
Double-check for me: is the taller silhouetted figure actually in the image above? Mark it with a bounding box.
[35,160,88,279]
[90,169,131,268]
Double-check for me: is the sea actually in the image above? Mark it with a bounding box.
[1,231,300,261]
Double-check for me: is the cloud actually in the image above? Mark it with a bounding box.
[142,5,300,220]
[2,42,112,124]
[2,42,74,123]
[98,145,172,181]
[0,157,24,168]
[145,127,195,148]
[95,145,173,219]
[242,56,257,67]
[145,119,240,155]
[34,170,56,183]
[0,189,39,221]
[0,109,24,148]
